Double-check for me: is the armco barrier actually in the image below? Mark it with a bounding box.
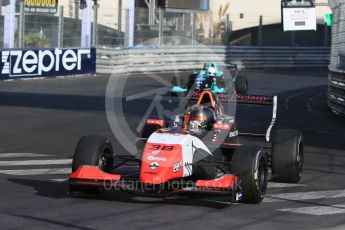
[0,48,96,80]
[329,1,345,116]
[96,46,330,75]
[328,71,345,116]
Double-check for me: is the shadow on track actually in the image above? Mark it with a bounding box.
[1,213,97,230]
[8,178,234,209]
[0,92,105,112]
[273,85,345,149]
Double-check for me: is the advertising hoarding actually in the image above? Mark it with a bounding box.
[158,0,209,11]
[0,48,96,80]
[24,0,58,14]
[283,7,317,31]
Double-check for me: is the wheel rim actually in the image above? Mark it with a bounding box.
[98,149,111,171]
[296,142,304,177]
[257,157,268,194]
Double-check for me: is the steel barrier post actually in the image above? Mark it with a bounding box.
[58,6,64,48]
[159,8,163,47]
[258,15,263,46]
[92,0,99,47]
[225,14,230,45]
[324,23,329,47]
[18,0,25,48]
[191,12,196,45]
[3,0,15,48]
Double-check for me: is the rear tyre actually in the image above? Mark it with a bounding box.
[232,146,268,204]
[140,122,163,140]
[235,75,248,95]
[70,135,114,194]
[188,73,198,90]
[271,129,304,183]
[137,122,162,152]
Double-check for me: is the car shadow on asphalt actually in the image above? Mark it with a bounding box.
[2,213,97,230]
[8,178,236,209]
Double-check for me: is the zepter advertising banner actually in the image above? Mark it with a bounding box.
[283,7,317,31]
[0,48,96,80]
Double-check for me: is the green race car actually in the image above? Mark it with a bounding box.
[170,62,248,96]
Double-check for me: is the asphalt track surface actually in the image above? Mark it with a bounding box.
[0,69,344,230]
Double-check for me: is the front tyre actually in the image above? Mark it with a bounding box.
[271,129,304,183]
[70,135,114,194]
[232,146,268,204]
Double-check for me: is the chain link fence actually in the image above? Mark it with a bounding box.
[0,1,331,49]
[328,1,345,116]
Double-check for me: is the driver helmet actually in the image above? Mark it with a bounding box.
[184,105,215,133]
[207,67,216,77]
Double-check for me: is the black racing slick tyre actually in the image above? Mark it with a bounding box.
[141,123,162,140]
[235,75,248,95]
[70,136,114,194]
[232,146,268,204]
[271,129,304,183]
[188,73,198,90]
[137,122,163,150]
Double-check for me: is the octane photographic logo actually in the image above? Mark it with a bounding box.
[105,36,237,161]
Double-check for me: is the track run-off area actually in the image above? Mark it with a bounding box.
[0,69,344,230]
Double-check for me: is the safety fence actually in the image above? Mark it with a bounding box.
[97,46,330,75]
[0,1,331,49]
[329,1,345,116]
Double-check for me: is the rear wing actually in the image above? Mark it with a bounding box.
[233,94,277,142]
[225,64,238,71]
[218,94,274,106]
[219,93,277,141]
[194,63,238,71]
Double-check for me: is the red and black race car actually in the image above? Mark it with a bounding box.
[69,91,303,204]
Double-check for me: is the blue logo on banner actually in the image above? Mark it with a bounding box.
[0,48,96,80]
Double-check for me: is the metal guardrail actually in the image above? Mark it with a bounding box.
[96,46,330,75]
[329,2,345,116]
[328,70,345,116]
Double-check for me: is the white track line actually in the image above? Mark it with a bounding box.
[49,179,68,182]
[264,189,345,203]
[0,168,71,176]
[278,204,345,216]
[268,182,308,188]
[0,159,72,166]
[0,153,51,158]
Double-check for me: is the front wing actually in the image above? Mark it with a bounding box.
[69,165,241,200]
